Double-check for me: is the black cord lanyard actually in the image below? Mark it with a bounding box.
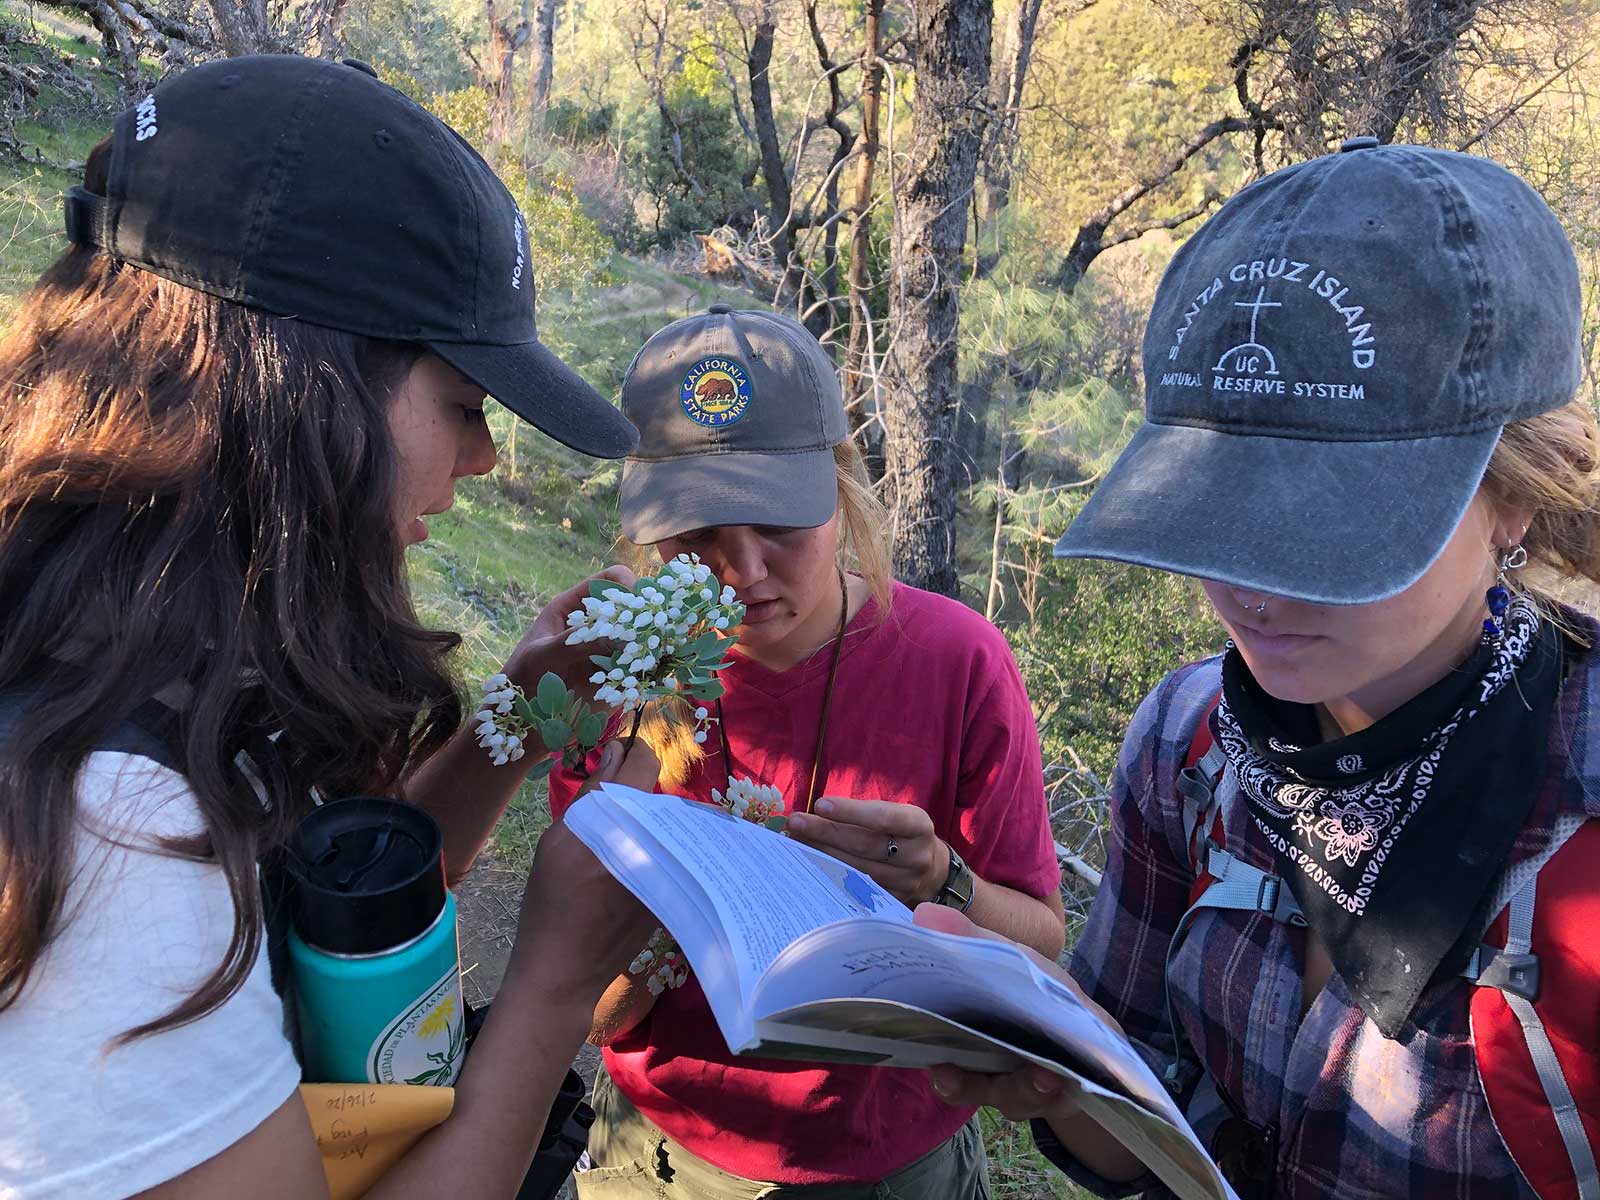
[715,570,849,817]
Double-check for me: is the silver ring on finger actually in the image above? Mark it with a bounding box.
[885,837,899,861]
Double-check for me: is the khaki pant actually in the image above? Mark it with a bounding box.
[574,1069,991,1200]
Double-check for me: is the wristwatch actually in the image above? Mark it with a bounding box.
[934,842,975,912]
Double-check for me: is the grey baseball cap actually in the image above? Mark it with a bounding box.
[1053,139,1583,604]
[619,304,849,543]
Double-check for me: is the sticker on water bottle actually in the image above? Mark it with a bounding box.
[366,964,466,1086]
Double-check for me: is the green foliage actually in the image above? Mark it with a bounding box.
[1012,559,1224,781]
[496,158,616,290]
[1023,0,1243,251]
[377,69,615,291]
[622,84,756,246]
[546,98,615,143]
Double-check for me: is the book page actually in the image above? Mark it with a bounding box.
[749,1000,1234,1200]
[565,785,907,1042]
[753,919,1176,1122]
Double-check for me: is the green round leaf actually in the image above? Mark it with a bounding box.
[536,671,571,712]
[576,711,606,747]
[539,718,574,750]
[527,756,556,781]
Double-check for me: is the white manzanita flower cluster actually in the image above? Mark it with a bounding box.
[567,553,744,726]
[628,927,689,995]
[474,555,744,773]
[474,673,526,765]
[712,775,786,827]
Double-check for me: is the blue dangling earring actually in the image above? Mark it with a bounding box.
[1484,544,1527,638]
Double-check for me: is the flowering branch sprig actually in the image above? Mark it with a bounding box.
[475,554,745,771]
[567,553,745,748]
[474,670,606,780]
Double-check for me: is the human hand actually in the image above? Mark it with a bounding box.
[914,903,1113,1121]
[786,796,950,906]
[513,737,662,1005]
[504,565,638,692]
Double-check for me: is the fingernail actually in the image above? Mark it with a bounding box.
[787,814,807,833]
[599,742,622,773]
[928,1069,955,1097]
[814,798,834,815]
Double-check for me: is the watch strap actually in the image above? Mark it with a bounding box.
[936,843,975,912]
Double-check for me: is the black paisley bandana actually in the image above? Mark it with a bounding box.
[1214,598,1566,1037]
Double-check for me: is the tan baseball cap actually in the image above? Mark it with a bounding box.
[619,304,849,543]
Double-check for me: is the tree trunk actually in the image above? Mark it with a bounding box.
[843,0,884,411]
[978,0,1044,227]
[486,0,530,140]
[883,0,993,597]
[204,0,269,56]
[526,0,557,118]
[746,13,792,268]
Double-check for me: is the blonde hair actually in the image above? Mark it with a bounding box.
[1480,396,1600,636]
[621,440,893,787]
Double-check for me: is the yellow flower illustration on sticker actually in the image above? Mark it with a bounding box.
[417,993,457,1040]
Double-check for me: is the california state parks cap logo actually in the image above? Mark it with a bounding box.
[679,357,752,427]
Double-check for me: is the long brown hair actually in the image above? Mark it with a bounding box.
[0,143,462,1039]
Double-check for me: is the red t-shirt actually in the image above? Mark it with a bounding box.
[549,582,1060,1184]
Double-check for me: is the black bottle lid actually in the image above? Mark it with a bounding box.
[284,797,447,957]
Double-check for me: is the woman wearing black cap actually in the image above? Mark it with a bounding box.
[919,143,1600,1198]
[0,56,660,1199]
[547,306,1066,1198]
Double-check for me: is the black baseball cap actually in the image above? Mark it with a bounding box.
[1053,140,1583,604]
[62,54,636,459]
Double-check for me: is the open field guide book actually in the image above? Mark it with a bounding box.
[565,784,1240,1200]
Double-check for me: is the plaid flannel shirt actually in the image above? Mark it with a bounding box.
[1043,630,1600,1199]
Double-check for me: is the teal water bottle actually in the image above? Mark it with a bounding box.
[285,797,465,1086]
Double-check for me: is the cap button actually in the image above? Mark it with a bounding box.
[707,302,733,315]
[1340,135,1381,153]
[342,58,379,78]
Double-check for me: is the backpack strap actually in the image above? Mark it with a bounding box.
[1164,694,1308,1099]
[1467,815,1599,1200]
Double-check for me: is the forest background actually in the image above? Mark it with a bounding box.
[2,0,1599,1192]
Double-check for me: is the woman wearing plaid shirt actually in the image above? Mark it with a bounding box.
[915,144,1599,1197]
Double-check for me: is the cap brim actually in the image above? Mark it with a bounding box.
[620,448,838,544]
[1053,421,1501,605]
[429,338,638,459]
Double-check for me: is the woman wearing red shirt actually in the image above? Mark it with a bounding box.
[549,305,1064,1198]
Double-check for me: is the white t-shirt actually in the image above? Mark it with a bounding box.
[0,751,302,1199]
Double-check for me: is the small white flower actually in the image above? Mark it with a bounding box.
[608,668,624,681]
[475,709,494,724]
[648,635,661,649]
[482,673,509,690]
[714,618,729,630]
[694,730,707,744]
[510,746,525,761]
[700,588,714,602]
[721,586,736,604]
[495,699,514,714]
[694,706,709,720]
[590,671,606,684]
